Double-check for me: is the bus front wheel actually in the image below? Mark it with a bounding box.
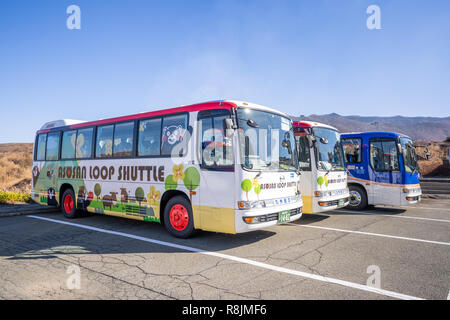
[61,188,79,219]
[347,185,368,210]
[163,196,195,238]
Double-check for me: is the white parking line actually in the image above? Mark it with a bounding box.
[329,209,450,223]
[289,223,450,246]
[28,215,423,300]
[400,206,450,211]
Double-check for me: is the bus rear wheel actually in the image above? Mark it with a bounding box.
[163,196,195,238]
[61,189,79,219]
[347,185,368,210]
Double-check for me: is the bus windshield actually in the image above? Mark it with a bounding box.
[313,127,345,171]
[237,108,298,171]
[400,137,418,173]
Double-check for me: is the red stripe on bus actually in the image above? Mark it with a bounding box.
[36,101,236,134]
[292,121,312,128]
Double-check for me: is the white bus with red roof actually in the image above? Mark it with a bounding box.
[32,100,303,238]
[292,121,349,213]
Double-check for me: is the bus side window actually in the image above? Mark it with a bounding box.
[200,117,214,167]
[370,140,399,171]
[36,133,47,161]
[213,116,233,166]
[199,116,233,169]
[113,122,134,158]
[161,114,188,157]
[295,134,311,171]
[46,132,60,161]
[96,125,114,158]
[138,118,162,157]
[342,138,362,164]
[76,128,94,159]
[61,130,77,159]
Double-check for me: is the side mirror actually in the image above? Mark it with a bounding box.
[319,137,328,144]
[397,143,402,154]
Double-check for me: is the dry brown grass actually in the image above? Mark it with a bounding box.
[0,143,33,194]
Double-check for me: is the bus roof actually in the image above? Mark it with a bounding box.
[292,120,339,131]
[36,100,290,135]
[39,119,87,130]
[341,131,413,140]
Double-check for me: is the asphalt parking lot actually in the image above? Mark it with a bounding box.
[0,198,449,300]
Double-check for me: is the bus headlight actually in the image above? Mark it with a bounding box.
[315,191,332,197]
[243,216,261,224]
[402,187,421,194]
[314,189,348,197]
[238,200,266,210]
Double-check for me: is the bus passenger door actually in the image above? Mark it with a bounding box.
[195,112,236,233]
[369,139,402,206]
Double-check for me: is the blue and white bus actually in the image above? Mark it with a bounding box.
[341,132,422,210]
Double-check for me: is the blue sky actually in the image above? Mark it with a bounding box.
[0,0,449,143]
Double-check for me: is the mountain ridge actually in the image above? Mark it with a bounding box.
[291,113,450,141]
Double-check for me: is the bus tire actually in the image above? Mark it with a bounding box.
[347,185,367,210]
[61,188,78,219]
[163,196,195,238]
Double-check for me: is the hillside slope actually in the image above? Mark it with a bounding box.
[0,143,33,194]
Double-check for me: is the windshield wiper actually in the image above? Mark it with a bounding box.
[254,171,262,180]
[332,163,345,171]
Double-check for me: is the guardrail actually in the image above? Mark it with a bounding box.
[420,177,450,195]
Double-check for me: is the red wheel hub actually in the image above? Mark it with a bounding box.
[64,194,74,213]
[169,204,189,231]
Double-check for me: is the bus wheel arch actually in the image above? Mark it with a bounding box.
[160,190,195,238]
[59,183,74,207]
[347,183,368,210]
[59,184,79,218]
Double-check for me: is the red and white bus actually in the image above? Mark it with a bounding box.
[32,100,303,238]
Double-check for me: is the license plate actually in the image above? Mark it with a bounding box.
[338,199,345,207]
[278,210,290,224]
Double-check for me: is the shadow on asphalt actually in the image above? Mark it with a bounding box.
[289,213,330,225]
[325,206,407,216]
[0,210,278,259]
[363,206,407,214]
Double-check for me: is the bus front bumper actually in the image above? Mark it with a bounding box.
[310,192,350,213]
[401,187,422,205]
[315,197,350,211]
[235,202,303,233]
